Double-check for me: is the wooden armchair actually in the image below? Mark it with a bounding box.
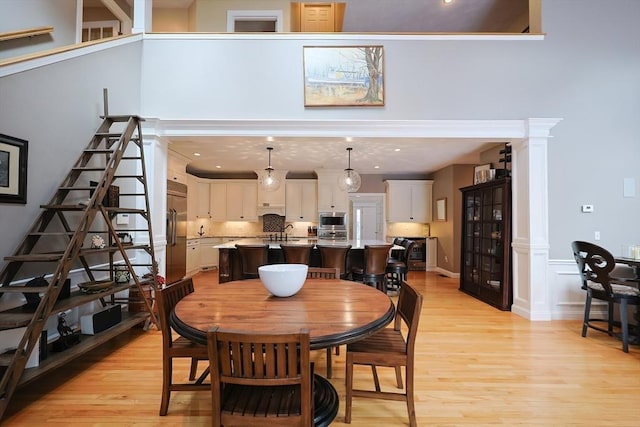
[345,281,423,427]
[206,327,313,426]
[156,278,209,416]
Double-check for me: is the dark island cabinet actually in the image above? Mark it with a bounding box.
[459,177,512,310]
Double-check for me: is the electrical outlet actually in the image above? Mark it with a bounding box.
[594,231,600,240]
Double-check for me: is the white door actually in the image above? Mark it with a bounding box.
[351,194,385,241]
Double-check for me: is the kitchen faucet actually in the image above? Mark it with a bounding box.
[280,223,294,241]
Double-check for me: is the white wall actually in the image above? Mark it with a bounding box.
[0,40,143,277]
[0,0,78,60]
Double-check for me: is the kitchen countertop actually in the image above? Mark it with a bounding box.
[214,238,403,250]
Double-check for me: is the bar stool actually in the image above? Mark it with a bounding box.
[316,244,352,280]
[280,244,313,264]
[352,244,393,292]
[235,244,269,279]
[386,239,415,292]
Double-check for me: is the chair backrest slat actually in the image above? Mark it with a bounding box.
[307,266,340,279]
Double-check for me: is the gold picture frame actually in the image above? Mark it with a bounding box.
[303,45,384,107]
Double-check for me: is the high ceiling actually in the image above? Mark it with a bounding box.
[87,0,528,176]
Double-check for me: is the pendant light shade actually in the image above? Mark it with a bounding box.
[258,147,281,192]
[338,147,361,192]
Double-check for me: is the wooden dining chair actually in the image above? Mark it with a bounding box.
[571,240,640,352]
[156,278,210,416]
[306,266,340,279]
[206,327,313,427]
[345,281,423,427]
[306,266,340,378]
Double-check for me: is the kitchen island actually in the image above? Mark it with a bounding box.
[214,238,402,283]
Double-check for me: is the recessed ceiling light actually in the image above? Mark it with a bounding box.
[443,0,454,4]
[346,137,353,142]
[266,136,274,142]
[193,152,201,156]
[394,148,401,152]
[374,165,380,169]
[215,165,221,169]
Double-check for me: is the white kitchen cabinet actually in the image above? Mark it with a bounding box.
[285,179,317,221]
[199,237,220,270]
[209,182,227,221]
[194,181,211,218]
[385,180,433,223]
[316,170,348,212]
[168,151,188,185]
[226,181,258,221]
[186,239,200,275]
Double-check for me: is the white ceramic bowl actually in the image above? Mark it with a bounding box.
[258,264,309,297]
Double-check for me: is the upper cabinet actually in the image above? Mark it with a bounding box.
[226,181,258,221]
[209,182,227,222]
[291,2,346,32]
[316,170,348,212]
[186,174,210,220]
[286,179,317,221]
[168,151,188,185]
[385,180,434,223]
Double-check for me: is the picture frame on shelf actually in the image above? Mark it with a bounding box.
[435,198,447,221]
[303,45,384,107]
[0,134,28,204]
[473,163,492,184]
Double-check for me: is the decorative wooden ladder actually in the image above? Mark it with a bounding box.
[0,114,159,420]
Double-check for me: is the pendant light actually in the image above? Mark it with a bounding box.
[258,147,281,192]
[338,147,361,192]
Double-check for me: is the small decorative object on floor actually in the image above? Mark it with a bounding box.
[91,234,105,249]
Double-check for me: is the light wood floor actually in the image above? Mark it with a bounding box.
[4,271,640,426]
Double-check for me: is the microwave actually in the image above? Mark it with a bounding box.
[318,211,347,230]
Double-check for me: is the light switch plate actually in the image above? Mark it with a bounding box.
[581,205,593,213]
[116,214,129,225]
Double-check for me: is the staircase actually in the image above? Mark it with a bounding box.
[0,114,159,420]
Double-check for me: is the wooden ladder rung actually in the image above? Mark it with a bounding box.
[0,286,49,294]
[101,114,144,121]
[4,253,63,262]
[0,313,34,330]
[113,175,143,179]
[71,167,107,171]
[40,204,86,210]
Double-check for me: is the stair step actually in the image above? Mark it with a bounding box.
[4,253,63,262]
[0,313,33,329]
[0,286,49,294]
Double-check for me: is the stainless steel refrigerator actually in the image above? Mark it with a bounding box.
[166,180,187,284]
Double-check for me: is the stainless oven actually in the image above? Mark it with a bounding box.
[318,211,348,241]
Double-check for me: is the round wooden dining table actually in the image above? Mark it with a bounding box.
[171,278,395,348]
[170,278,395,427]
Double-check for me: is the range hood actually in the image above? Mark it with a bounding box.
[257,203,286,216]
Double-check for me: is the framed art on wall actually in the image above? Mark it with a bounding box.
[303,45,384,107]
[0,134,28,204]
[435,198,447,221]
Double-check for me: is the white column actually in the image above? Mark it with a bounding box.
[511,118,562,320]
[132,0,153,34]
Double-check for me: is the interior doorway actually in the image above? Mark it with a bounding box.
[227,10,284,32]
[350,194,385,241]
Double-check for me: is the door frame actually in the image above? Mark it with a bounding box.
[349,193,386,242]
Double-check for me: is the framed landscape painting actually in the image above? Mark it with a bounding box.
[0,134,28,204]
[303,45,384,107]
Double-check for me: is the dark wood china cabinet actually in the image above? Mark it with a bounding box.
[459,177,512,310]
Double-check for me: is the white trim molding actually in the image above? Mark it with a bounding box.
[226,10,284,33]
